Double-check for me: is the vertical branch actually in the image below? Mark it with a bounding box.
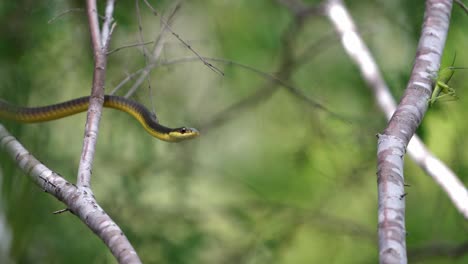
[323,0,467,219]
[321,0,465,262]
[86,1,102,51]
[102,0,116,46]
[77,1,109,187]
[29,1,142,262]
[376,1,454,263]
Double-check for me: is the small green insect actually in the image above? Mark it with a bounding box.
[429,54,466,106]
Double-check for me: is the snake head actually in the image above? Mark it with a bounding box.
[168,127,200,142]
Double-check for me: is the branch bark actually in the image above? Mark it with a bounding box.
[375,1,454,263]
[322,0,467,218]
[77,0,110,188]
[0,124,141,263]
[320,0,466,262]
[278,1,468,220]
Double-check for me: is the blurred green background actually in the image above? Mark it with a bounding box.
[0,0,467,263]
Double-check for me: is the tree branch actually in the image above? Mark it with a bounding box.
[77,0,110,188]
[0,124,141,263]
[322,0,467,220]
[319,0,467,262]
[455,0,468,14]
[374,0,454,263]
[102,0,116,46]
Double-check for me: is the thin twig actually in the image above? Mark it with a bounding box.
[109,10,347,127]
[123,2,181,99]
[122,61,153,98]
[134,0,157,113]
[52,208,69,214]
[455,0,468,14]
[48,8,84,24]
[135,0,152,59]
[166,57,350,123]
[110,54,351,127]
[146,3,182,114]
[101,0,116,46]
[107,40,155,55]
[141,0,224,76]
[110,68,146,95]
[192,4,351,132]
[199,82,279,130]
[151,2,181,58]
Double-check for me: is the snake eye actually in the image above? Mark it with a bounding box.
[179,127,188,134]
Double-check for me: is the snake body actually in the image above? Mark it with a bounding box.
[0,95,199,142]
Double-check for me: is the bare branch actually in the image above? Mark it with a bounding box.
[455,0,468,14]
[135,0,152,59]
[110,68,146,95]
[123,2,180,98]
[52,208,70,214]
[379,0,459,234]
[151,2,180,58]
[107,40,155,55]
[77,0,110,188]
[200,82,278,130]
[322,0,468,222]
[48,8,84,24]
[372,0,452,262]
[320,0,468,262]
[141,0,224,76]
[0,124,141,264]
[86,1,102,51]
[102,0,116,47]
[134,0,157,113]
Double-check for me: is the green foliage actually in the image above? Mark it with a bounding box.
[0,0,467,263]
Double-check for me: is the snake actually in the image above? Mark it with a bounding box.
[0,95,199,142]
